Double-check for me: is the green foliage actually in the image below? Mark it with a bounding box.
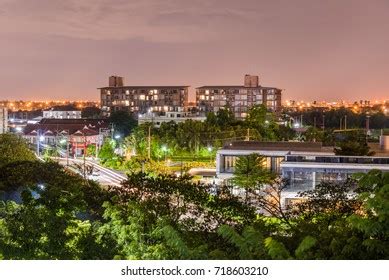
[217,225,266,259]
[81,106,101,119]
[334,131,374,156]
[349,170,389,257]
[98,139,123,167]
[295,236,317,259]
[0,134,388,260]
[108,110,137,137]
[264,237,291,259]
[231,154,276,202]
[0,134,35,168]
[87,145,96,156]
[245,105,278,140]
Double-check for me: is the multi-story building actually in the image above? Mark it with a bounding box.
[215,140,389,205]
[0,107,8,133]
[196,74,282,118]
[99,76,189,117]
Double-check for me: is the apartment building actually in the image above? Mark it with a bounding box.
[196,74,282,119]
[100,76,189,117]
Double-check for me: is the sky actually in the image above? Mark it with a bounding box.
[1,0,389,102]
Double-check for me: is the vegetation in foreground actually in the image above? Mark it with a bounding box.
[0,134,388,260]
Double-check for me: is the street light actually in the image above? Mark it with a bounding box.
[161,145,168,161]
[114,134,121,140]
[59,130,70,166]
[207,146,213,163]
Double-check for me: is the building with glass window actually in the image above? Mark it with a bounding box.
[196,74,282,118]
[99,76,189,117]
[216,140,389,205]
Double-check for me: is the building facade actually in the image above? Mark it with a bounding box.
[43,109,82,119]
[0,107,8,133]
[216,141,389,205]
[138,111,206,127]
[23,119,110,157]
[196,74,282,118]
[100,76,189,117]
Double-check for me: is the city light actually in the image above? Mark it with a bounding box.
[114,134,121,139]
[39,135,45,142]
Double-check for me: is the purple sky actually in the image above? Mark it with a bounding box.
[1,0,389,102]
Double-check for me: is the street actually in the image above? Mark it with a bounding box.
[55,157,127,187]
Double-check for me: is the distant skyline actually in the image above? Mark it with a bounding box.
[1,0,389,102]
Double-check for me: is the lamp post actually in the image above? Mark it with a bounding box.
[83,132,87,179]
[37,130,45,157]
[114,134,122,156]
[59,130,70,166]
[207,146,213,163]
[161,145,167,161]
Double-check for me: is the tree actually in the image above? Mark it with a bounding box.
[81,106,101,119]
[0,161,112,259]
[108,110,137,137]
[231,153,276,201]
[98,139,123,167]
[334,131,374,156]
[87,144,96,156]
[245,105,278,140]
[0,134,35,168]
[349,170,389,258]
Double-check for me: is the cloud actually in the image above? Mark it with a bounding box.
[0,0,257,42]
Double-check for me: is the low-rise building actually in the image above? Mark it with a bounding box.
[23,118,110,157]
[138,111,206,127]
[43,107,82,119]
[216,140,389,205]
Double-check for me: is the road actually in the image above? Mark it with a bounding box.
[55,157,127,187]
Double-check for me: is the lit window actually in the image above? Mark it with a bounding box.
[139,95,145,100]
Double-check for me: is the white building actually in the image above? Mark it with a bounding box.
[0,107,8,133]
[216,140,389,206]
[138,111,206,127]
[43,109,82,119]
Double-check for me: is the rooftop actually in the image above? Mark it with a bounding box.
[98,85,190,90]
[23,118,109,136]
[222,141,325,152]
[196,85,281,90]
